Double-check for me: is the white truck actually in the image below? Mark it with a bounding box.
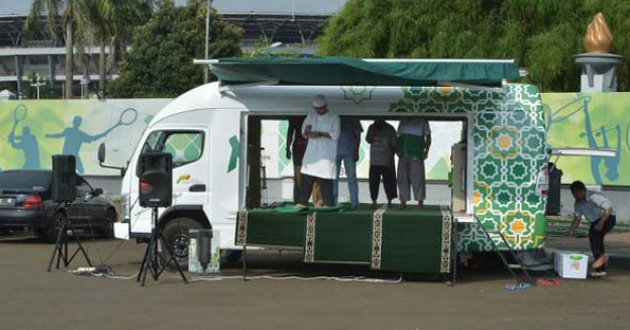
[106,57,549,268]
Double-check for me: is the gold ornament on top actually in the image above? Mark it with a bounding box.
[583,13,613,54]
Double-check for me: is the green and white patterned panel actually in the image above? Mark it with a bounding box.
[388,85,546,252]
[164,133,203,164]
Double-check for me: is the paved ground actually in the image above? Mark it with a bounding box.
[0,232,628,330]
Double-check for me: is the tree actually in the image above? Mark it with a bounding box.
[108,0,242,98]
[317,0,630,92]
[84,0,153,94]
[25,0,94,99]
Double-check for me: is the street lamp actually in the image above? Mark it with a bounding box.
[30,73,46,100]
[250,42,283,57]
[80,76,90,99]
[204,0,213,84]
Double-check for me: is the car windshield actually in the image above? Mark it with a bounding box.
[0,171,52,192]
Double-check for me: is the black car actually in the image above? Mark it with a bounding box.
[0,170,117,242]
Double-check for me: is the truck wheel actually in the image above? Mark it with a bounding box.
[99,208,117,239]
[160,217,203,270]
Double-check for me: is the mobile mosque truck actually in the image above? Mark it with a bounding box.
[107,57,550,275]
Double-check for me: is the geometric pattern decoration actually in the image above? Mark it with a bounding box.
[440,206,452,273]
[388,84,547,252]
[304,212,316,262]
[164,133,203,164]
[236,211,248,245]
[370,205,386,269]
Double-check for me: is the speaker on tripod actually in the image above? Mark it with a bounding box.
[136,152,187,286]
[52,155,77,203]
[138,152,173,208]
[47,155,92,272]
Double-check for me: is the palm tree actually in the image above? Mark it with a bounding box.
[86,0,152,96]
[25,0,93,99]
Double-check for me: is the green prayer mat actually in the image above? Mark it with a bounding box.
[308,208,375,263]
[236,209,306,247]
[375,206,451,273]
[251,203,347,214]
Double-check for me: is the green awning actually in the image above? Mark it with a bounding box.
[208,57,520,87]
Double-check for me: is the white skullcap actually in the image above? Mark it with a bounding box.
[313,94,328,108]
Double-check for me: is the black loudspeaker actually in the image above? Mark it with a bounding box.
[52,155,77,203]
[138,152,173,208]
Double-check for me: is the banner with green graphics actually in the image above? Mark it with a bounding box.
[542,93,630,186]
[0,99,169,175]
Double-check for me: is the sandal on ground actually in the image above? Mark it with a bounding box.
[537,278,561,286]
[505,282,532,291]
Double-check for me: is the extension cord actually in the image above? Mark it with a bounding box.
[77,267,96,272]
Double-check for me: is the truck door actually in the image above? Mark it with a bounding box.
[130,128,209,233]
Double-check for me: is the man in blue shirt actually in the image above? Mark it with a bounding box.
[333,116,363,207]
[567,180,616,277]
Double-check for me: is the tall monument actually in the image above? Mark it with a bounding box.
[574,13,625,92]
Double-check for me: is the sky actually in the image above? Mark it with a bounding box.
[0,0,347,16]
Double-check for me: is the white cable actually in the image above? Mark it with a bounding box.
[68,267,138,280]
[104,272,140,280]
[185,275,403,284]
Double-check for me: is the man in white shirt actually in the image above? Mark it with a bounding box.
[567,180,617,277]
[397,117,431,210]
[296,95,341,208]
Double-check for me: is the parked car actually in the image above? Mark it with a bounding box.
[0,170,117,242]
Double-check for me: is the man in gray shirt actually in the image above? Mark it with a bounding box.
[366,119,397,208]
[566,180,616,276]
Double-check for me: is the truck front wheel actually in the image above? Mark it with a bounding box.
[160,217,203,270]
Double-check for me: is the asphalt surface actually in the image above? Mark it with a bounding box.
[0,231,628,330]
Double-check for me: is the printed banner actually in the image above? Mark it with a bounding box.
[542,93,630,186]
[2,92,629,187]
[0,99,169,175]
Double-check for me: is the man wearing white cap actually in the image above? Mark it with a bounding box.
[296,95,341,208]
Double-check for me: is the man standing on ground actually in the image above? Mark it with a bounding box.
[366,119,398,208]
[396,117,431,210]
[333,116,363,207]
[296,95,341,208]
[567,181,616,277]
[286,116,323,207]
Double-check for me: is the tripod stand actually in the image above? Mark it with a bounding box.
[137,207,188,286]
[47,202,93,272]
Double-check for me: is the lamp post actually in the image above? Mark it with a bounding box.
[80,76,90,99]
[30,73,46,100]
[204,0,213,84]
[250,42,283,57]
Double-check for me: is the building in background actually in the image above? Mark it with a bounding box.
[0,0,346,99]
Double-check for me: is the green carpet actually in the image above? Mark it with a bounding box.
[379,206,446,273]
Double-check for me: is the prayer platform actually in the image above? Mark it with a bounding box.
[236,204,453,274]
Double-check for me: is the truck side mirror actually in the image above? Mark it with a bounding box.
[92,188,103,197]
[98,143,106,163]
[97,142,126,177]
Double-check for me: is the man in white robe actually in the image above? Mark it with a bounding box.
[296,95,341,208]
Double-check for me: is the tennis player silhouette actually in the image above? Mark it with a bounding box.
[45,109,138,173]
